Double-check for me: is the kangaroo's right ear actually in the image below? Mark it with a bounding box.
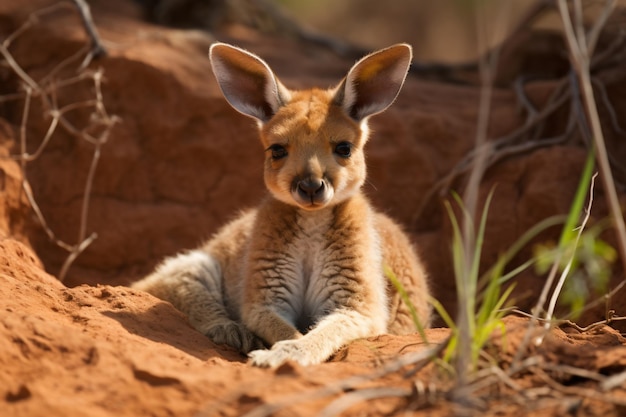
[209,43,291,123]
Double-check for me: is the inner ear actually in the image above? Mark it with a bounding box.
[335,44,412,121]
[210,43,290,122]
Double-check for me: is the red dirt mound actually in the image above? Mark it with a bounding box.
[2,249,625,416]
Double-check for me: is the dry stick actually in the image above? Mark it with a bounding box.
[541,362,607,383]
[567,287,626,320]
[412,380,443,406]
[17,112,60,162]
[58,140,101,281]
[18,86,32,171]
[511,101,586,365]
[231,343,445,417]
[14,74,106,261]
[92,69,108,117]
[317,386,413,417]
[15,86,72,251]
[512,15,626,400]
[0,44,39,92]
[71,0,107,69]
[40,44,92,86]
[19,88,107,158]
[587,0,618,56]
[591,77,626,136]
[558,0,626,308]
[461,356,544,399]
[455,1,511,391]
[3,2,73,48]
[415,10,626,226]
[468,363,605,414]
[601,370,626,391]
[540,173,598,337]
[465,328,626,402]
[412,78,571,226]
[486,116,575,166]
[512,308,626,332]
[589,77,626,190]
[1,7,116,280]
[58,71,118,281]
[472,364,524,393]
[456,4,495,389]
[534,366,626,407]
[46,70,95,91]
[512,0,622,368]
[590,29,626,69]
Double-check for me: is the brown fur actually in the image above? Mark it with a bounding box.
[133,43,430,367]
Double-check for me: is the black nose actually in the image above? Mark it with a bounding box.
[297,178,325,199]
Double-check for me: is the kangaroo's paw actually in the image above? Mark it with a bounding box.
[248,339,321,368]
[205,322,265,354]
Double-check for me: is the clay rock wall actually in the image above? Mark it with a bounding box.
[0,0,624,331]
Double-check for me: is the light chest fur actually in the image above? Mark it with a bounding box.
[292,208,342,324]
[237,197,388,336]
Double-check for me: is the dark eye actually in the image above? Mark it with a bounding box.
[267,144,288,160]
[334,142,352,158]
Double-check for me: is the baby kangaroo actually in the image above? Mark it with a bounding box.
[133,42,430,367]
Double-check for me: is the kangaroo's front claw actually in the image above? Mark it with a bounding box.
[248,339,317,368]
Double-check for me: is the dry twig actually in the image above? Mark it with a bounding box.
[196,341,446,417]
[601,370,626,391]
[540,173,597,335]
[71,0,107,68]
[557,0,626,282]
[0,2,117,281]
[512,308,626,332]
[414,1,626,224]
[454,0,513,391]
[317,386,412,417]
[534,366,626,406]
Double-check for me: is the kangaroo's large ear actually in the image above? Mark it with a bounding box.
[209,43,291,123]
[335,43,412,121]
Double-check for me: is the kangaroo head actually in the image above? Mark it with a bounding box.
[209,43,412,210]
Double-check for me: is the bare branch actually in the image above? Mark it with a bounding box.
[587,0,617,56]
[317,386,412,417]
[0,44,40,92]
[0,2,117,281]
[541,173,597,332]
[601,370,626,391]
[71,0,107,66]
[558,0,626,302]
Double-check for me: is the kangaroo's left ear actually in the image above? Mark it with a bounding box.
[335,43,412,121]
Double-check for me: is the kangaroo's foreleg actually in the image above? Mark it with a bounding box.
[133,250,264,353]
